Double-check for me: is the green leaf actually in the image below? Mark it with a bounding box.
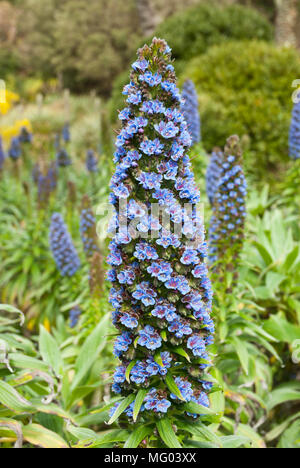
[182,401,219,417]
[39,326,63,377]
[124,425,153,448]
[156,418,181,448]
[253,241,273,265]
[171,346,191,362]
[66,424,97,441]
[125,360,137,383]
[266,383,300,411]
[154,351,164,367]
[0,380,34,413]
[231,337,249,375]
[264,314,300,344]
[133,389,147,422]
[23,423,69,449]
[107,394,135,425]
[220,435,250,448]
[0,304,24,325]
[0,418,23,448]
[72,314,109,389]
[179,421,221,447]
[165,372,185,401]
[236,424,266,448]
[8,353,50,372]
[72,429,128,448]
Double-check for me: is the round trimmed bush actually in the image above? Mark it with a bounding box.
[150,3,273,62]
[183,41,300,174]
[109,2,273,122]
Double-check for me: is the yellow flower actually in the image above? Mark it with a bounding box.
[0,119,32,144]
[0,90,19,115]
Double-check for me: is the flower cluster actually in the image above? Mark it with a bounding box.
[86,150,98,172]
[56,148,72,167]
[289,99,300,160]
[80,195,100,258]
[206,149,223,206]
[34,163,57,208]
[209,135,247,275]
[19,127,33,144]
[69,306,81,328]
[8,137,21,160]
[108,39,214,421]
[49,213,81,277]
[181,80,201,145]
[62,123,70,143]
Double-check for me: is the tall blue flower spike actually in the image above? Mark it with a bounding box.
[8,137,21,160]
[19,127,33,144]
[56,148,72,167]
[289,99,300,160]
[0,136,5,171]
[206,148,223,206]
[62,123,70,143]
[49,213,81,277]
[69,306,81,328]
[86,149,99,172]
[107,38,214,421]
[37,164,57,207]
[181,80,201,145]
[80,195,100,258]
[209,135,247,277]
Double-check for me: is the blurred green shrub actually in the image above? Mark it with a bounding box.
[148,2,273,62]
[109,2,273,122]
[184,41,300,174]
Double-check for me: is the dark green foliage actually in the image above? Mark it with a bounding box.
[19,0,140,94]
[184,41,300,175]
[109,2,273,122]
[145,3,273,62]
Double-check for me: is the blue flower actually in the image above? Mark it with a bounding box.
[187,334,206,357]
[144,388,171,413]
[140,138,164,155]
[136,171,162,190]
[56,148,71,167]
[113,332,133,357]
[49,213,81,277]
[181,80,201,145]
[86,150,98,172]
[108,38,214,421]
[69,307,81,328]
[127,91,142,105]
[62,123,70,143]
[120,312,138,329]
[19,127,33,144]
[0,137,5,170]
[80,200,100,258]
[171,377,193,401]
[133,282,157,307]
[118,107,131,121]
[147,261,173,282]
[209,136,247,272]
[206,149,223,205]
[132,59,149,72]
[289,99,300,159]
[154,121,179,139]
[139,72,162,87]
[133,242,158,261]
[138,325,162,350]
[8,137,21,160]
[141,100,166,115]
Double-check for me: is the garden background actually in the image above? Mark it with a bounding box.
[0,0,300,449]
